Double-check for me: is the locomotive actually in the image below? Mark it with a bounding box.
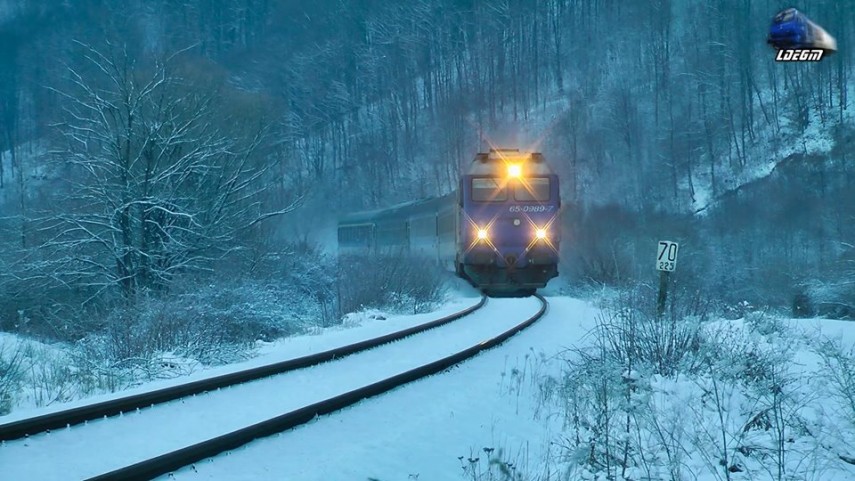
[337,149,560,296]
[767,8,837,52]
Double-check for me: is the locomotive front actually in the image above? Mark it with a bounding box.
[456,149,560,295]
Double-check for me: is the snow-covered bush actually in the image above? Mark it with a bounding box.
[545,286,709,478]
[246,242,338,327]
[456,446,538,481]
[816,338,855,436]
[337,253,448,316]
[0,339,23,415]
[19,343,78,407]
[722,300,754,320]
[85,278,321,368]
[798,279,855,320]
[595,286,709,377]
[745,310,783,336]
[544,282,840,481]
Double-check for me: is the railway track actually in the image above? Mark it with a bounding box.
[86,295,547,481]
[1,295,547,481]
[0,296,486,441]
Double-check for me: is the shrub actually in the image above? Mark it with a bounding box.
[0,339,24,414]
[798,279,855,320]
[593,285,709,377]
[544,281,826,481]
[337,253,448,316]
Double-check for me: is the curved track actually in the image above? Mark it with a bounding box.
[83,295,547,481]
[0,296,485,441]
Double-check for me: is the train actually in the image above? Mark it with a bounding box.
[337,149,560,296]
[767,8,837,52]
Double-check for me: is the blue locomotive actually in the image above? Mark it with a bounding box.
[338,149,560,296]
[767,8,837,51]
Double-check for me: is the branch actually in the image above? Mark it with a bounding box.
[245,195,305,228]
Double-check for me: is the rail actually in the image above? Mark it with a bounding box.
[0,296,486,441]
[84,295,547,481]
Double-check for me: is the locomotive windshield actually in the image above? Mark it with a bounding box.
[773,9,797,23]
[471,178,508,201]
[514,177,551,201]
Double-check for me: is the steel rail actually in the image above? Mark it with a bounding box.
[0,296,486,441]
[84,295,547,481]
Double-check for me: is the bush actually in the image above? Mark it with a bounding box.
[244,242,338,327]
[0,339,24,415]
[544,282,821,481]
[542,285,712,479]
[337,253,448,316]
[594,285,709,377]
[83,277,322,370]
[797,279,855,320]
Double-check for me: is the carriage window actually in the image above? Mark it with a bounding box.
[339,225,372,247]
[471,178,507,202]
[514,177,551,201]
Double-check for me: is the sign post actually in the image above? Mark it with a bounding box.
[656,240,679,317]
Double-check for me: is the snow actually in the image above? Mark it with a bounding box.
[691,79,851,215]
[5,292,855,481]
[566,312,855,481]
[8,286,855,481]
[158,296,600,481]
[0,296,547,481]
[0,293,481,421]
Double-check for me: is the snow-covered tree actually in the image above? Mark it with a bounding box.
[30,43,297,301]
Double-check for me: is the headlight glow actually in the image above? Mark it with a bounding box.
[535,228,547,240]
[477,228,489,240]
[507,164,522,178]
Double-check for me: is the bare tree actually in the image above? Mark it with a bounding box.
[22,43,299,302]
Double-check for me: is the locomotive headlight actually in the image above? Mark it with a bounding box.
[535,228,548,240]
[477,228,489,240]
[507,164,522,178]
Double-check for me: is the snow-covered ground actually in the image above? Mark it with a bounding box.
[157,296,599,481]
[690,81,854,215]
[0,293,482,420]
[0,296,545,481]
[6,290,855,481]
[545,309,855,481]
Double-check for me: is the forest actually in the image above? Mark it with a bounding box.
[0,0,854,414]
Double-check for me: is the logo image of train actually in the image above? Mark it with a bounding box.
[767,8,837,52]
[338,149,560,296]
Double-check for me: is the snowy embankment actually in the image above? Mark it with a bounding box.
[0,296,542,481]
[543,303,855,481]
[0,292,481,420]
[8,289,852,481]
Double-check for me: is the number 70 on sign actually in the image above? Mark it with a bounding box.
[656,241,679,272]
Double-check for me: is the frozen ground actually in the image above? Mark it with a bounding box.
[0,291,481,420]
[0,296,544,481]
[547,310,855,481]
[160,296,600,481]
[5,291,855,481]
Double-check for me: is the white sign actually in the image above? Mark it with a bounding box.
[656,241,679,272]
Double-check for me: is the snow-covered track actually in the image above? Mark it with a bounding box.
[0,296,486,442]
[85,295,547,481]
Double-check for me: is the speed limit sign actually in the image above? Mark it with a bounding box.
[656,241,679,272]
